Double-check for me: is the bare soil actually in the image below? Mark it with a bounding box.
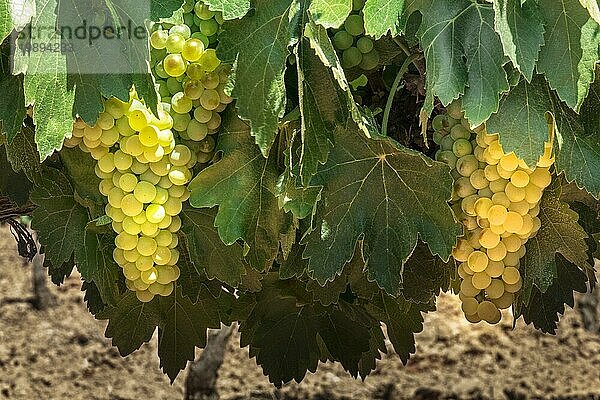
[0,226,599,400]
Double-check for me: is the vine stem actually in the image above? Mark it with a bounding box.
[382,53,422,137]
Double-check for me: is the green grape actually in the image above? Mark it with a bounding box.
[164,54,187,77]
[153,247,172,265]
[184,80,204,100]
[452,138,473,157]
[194,106,212,123]
[432,115,447,131]
[477,301,501,324]
[202,72,220,89]
[122,217,142,235]
[182,38,204,62]
[333,30,353,51]
[169,24,191,39]
[134,181,158,204]
[455,155,478,177]
[342,46,362,69]
[359,49,379,70]
[344,14,364,36]
[121,194,144,217]
[199,19,219,36]
[446,100,464,120]
[115,232,138,251]
[450,124,470,140]
[171,92,193,114]
[195,2,215,19]
[356,36,373,53]
[187,119,209,141]
[172,112,191,131]
[199,89,221,110]
[199,49,221,72]
[183,12,195,28]
[150,29,169,49]
[146,204,167,224]
[439,134,454,151]
[453,176,476,198]
[198,136,215,153]
[165,33,186,53]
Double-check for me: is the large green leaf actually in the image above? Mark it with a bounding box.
[30,167,89,267]
[0,0,34,42]
[309,0,351,29]
[302,121,460,295]
[487,76,551,168]
[0,38,25,142]
[363,0,405,39]
[414,0,508,127]
[296,33,347,185]
[203,0,251,20]
[489,76,600,197]
[519,255,588,333]
[157,286,229,381]
[99,292,160,355]
[537,0,600,111]
[216,0,303,156]
[518,179,592,306]
[238,276,377,387]
[188,110,291,270]
[492,0,545,81]
[4,125,41,183]
[180,206,247,286]
[364,292,432,363]
[12,0,74,160]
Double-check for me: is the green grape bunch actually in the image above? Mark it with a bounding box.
[331,0,380,71]
[433,101,555,325]
[149,0,232,166]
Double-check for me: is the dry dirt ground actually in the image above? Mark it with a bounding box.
[0,226,599,400]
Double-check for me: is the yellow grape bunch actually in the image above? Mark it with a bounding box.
[433,102,554,324]
[64,94,199,303]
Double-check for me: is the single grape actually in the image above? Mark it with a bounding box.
[333,31,353,51]
[342,46,362,69]
[344,14,364,36]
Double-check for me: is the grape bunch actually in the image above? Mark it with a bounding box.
[331,0,380,71]
[433,101,555,324]
[149,0,232,166]
[64,94,198,302]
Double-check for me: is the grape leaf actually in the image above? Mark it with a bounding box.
[157,286,228,381]
[76,231,122,305]
[0,38,25,142]
[581,0,600,24]
[519,254,588,334]
[238,276,375,386]
[203,0,251,20]
[363,0,405,39]
[413,0,508,127]
[519,179,591,306]
[0,144,32,206]
[357,323,386,378]
[302,121,460,295]
[11,0,76,160]
[0,0,33,41]
[553,78,600,197]
[400,242,455,304]
[44,255,75,286]
[309,0,351,29]
[82,280,107,316]
[30,167,89,267]
[492,0,545,81]
[296,32,348,185]
[489,76,600,197]
[188,110,291,270]
[537,0,600,111]
[216,0,302,156]
[487,76,551,168]
[4,125,42,183]
[60,147,104,212]
[363,292,432,363]
[180,206,247,287]
[99,292,160,356]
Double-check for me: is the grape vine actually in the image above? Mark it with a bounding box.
[0,0,599,388]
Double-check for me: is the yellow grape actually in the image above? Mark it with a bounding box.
[499,153,519,171]
[485,279,505,299]
[503,211,523,234]
[121,194,144,217]
[487,241,507,262]
[119,173,138,193]
[502,267,521,285]
[479,228,500,249]
[122,217,142,235]
[529,167,551,188]
[467,250,489,272]
[496,163,513,180]
[141,221,160,237]
[123,263,141,280]
[460,278,481,297]
[136,290,155,303]
[461,297,479,315]
[510,170,530,188]
[153,246,172,265]
[504,279,523,293]
[485,260,505,278]
[502,235,522,253]
[115,232,138,251]
[525,184,543,204]
[492,292,514,309]
[134,181,158,203]
[477,301,501,324]
[136,256,154,271]
[505,183,526,202]
[140,268,159,285]
[472,272,492,290]
[487,205,508,226]
[503,251,521,267]
[146,204,167,224]
[469,169,488,190]
[489,178,508,193]
[508,200,530,216]
[491,192,510,208]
